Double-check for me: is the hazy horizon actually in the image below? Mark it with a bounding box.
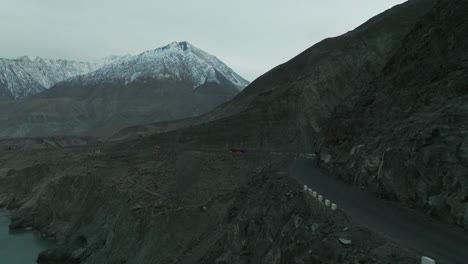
[0,0,406,81]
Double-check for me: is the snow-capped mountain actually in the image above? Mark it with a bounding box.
[0,41,248,100]
[75,41,249,90]
[0,56,110,99]
[0,41,249,137]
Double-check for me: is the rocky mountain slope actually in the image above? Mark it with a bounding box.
[321,0,468,227]
[0,56,108,99]
[112,0,435,143]
[113,0,468,229]
[0,42,249,137]
[139,0,468,229]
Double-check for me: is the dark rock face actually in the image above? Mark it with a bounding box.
[321,0,468,226]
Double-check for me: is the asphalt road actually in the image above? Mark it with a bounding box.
[290,159,468,264]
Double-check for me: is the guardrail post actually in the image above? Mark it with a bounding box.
[325,199,331,207]
[312,191,317,198]
[331,203,337,211]
[421,256,436,264]
[303,185,308,191]
[318,195,323,202]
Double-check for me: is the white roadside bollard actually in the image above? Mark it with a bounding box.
[318,195,323,202]
[308,189,313,196]
[331,203,338,211]
[421,256,436,264]
[312,191,317,198]
[325,199,331,207]
[303,185,308,191]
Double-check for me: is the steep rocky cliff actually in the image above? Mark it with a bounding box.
[321,0,468,227]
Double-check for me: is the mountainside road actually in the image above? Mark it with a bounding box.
[290,159,468,264]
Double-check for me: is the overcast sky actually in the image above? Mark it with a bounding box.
[0,0,406,81]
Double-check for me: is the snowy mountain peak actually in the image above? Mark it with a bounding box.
[81,41,249,90]
[161,41,190,51]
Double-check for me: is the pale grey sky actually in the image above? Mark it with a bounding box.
[0,0,406,81]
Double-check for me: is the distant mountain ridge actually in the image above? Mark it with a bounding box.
[0,41,249,137]
[0,56,114,99]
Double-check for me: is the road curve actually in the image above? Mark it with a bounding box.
[290,159,468,264]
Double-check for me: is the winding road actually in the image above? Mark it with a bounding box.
[290,159,468,264]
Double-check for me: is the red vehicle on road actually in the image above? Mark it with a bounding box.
[230,148,246,154]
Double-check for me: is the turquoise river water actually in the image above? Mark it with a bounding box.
[0,209,53,264]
